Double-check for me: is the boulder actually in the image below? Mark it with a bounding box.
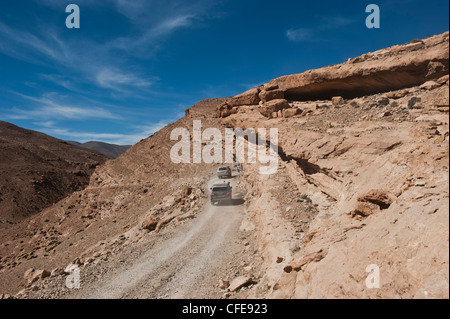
[283,108,302,118]
[227,88,261,107]
[357,190,393,209]
[420,81,440,90]
[72,258,84,266]
[50,268,65,277]
[332,96,345,107]
[352,201,381,217]
[385,90,409,99]
[427,61,447,77]
[142,217,158,231]
[243,266,252,273]
[259,99,290,118]
[283,265,293,273]
[264,83,279,91]
[219,280,230,289]
[228,276,253,292]
[215,102,233,118]
[288,249,329,272]
[24,268,35,281]
[437,74,449,85]
[408,97,422,109]
[259,89,285,103]
[36,269,51,279]
[380,111,392,118]
[352,190,393,217]
[304,109,315,116]
[181,186,192,197]
[26,269,50,285]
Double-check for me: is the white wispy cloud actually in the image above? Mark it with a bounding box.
[324,16,355,29]
[131,121,171,137]
[2,0,221,94]
[0,22,156,95]
[286,28,316,42]
[39,74,81,92]
[150,14,197,37]
[40,127,132,144]
[0,22,60,64]
[1,0,221,145]
[96,68,156,91]
[286,15,356,43]
[7,92,120,120]
[36,121,171,145]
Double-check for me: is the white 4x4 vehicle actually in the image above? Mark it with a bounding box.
[210,182,232,205]
[217,166,232,179]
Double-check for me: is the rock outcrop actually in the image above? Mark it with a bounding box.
[270,32,449,101]
[258,99,291,118]
[228,276,254,292]
[228,88,261,107]
[259,89,285,104]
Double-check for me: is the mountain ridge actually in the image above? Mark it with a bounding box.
[67,141,131,159]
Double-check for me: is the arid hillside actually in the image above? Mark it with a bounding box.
[0,98,230,295]
[0,121,108,224]
[0,32,448,299]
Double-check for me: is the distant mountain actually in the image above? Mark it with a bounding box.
[0,121,108,223]
[67,141,131,158]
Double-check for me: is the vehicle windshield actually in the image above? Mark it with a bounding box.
[212,186,228,192]
[218,167,228,171]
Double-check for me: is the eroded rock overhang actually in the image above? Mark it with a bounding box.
[269,32,449,101]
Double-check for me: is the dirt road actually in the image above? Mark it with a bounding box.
[64,172,247,299]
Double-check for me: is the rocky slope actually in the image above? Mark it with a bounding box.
[0,121,108,224]
[0,98,229,295]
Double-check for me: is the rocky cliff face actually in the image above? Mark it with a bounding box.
[219,31,449,299]
[270,33,448,101]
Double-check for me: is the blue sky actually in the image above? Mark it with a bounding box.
[0,0,448,145]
